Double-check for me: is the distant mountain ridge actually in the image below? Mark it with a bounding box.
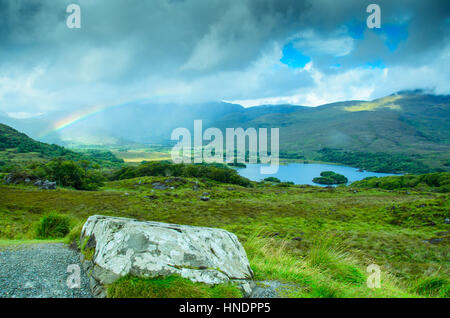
[2,91,449,172]
[217,93,450,154]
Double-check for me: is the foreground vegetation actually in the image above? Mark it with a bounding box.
[1,170,448,298]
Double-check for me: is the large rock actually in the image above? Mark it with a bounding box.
[80,215,254,297]
[34,179,56,190]
[41,180,57,190]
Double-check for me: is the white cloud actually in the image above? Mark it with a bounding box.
[0,65,57,113]
[292,28,355,57]
[6,112,44,119]
[0,0,448,118]
[77,47,131,83]
[227,42,450,107]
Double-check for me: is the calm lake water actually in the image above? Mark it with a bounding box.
[236,163,397,186]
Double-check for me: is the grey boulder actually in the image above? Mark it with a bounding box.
[40,180,56,190]
[34,179,56,190]
[80,215,254,297]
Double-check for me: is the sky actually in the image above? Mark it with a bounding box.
[0,0,449,119]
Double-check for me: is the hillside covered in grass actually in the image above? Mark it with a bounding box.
[12,92,450,173]
[0,123,123,172]
[1,171,448,298]
[1,124,448,298]
[216,93,450,173]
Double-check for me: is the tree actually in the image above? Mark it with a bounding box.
[313,171,348,185]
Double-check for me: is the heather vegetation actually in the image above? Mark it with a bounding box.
[1,123,449,298]
[1,171,448,298]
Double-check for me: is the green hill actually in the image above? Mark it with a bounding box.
[5,92,449,173]
[213,92,450,173]
[0,123,123,170]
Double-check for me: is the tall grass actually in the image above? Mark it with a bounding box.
[244,232,417,298]
[35,213,71,239]
[411,276,450,298]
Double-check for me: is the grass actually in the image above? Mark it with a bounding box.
[35,213,71,239]
[65,222,84,246]
[80,235,95,260]
[412,276,450,298]
[0,239,65,246]
[0,176,448,297]
[0,149,47,166]
[244,235,415,297]
[112,149,172,163]
[107,275,243,298]
[343,95,402,112]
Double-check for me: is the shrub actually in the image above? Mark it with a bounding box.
[81,236,95,261]
[276,181,295,187]
[264,177,281,183]
[41,158,105,190]
[412,276,450,298]
[35,213,71,239]
[112,161,252,187]
[65,222,84,246]
[313,171,348,185]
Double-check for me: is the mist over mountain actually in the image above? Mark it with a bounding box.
[4,92,448,168]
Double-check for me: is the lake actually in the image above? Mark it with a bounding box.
[236,163,398,186]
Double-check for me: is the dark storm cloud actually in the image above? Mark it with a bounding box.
[0,0,448,114]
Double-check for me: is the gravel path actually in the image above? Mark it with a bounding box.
[0,243,92,298]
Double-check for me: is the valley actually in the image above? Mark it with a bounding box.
[1,0,448,303]
[5,91,444,174]
[0,91,448,298]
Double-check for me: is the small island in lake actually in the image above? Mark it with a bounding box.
[313,171,348,185]
[263,177,281,183]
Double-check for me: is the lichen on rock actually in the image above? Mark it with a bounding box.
[80,215,254,297]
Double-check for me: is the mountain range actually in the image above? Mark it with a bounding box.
[1,91,449,172]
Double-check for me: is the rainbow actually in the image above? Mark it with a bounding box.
[39,98,148,137]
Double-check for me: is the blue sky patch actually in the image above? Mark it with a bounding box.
[344,20,409,52]
[345,20,365,39]
[280,42,311,68]
[365,59,386,69]
[373,23,409,51]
